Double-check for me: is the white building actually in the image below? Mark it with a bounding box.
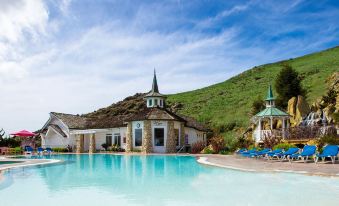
[40,72,207,153]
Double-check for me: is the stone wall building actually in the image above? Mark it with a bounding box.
[40,72,207,153]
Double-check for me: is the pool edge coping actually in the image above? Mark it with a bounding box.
[0,159,61,172]
[196,156,339,178]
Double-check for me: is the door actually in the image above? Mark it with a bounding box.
[153,128,165,153]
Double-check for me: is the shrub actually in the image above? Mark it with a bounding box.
[202,146,214,154]
[317,135,339,149]
[52,148,68,152]
[209,136,225,153]
[273,143,296,151]
[101,143,108,150]
[249,96,265,117]
[191,141,205,154]
[219,148,230,155]
[235,135,254,150]
[260,132,282,149]
[109,144,125,152]
[0,137,21,147]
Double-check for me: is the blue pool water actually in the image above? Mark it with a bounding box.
[0,154,339,206]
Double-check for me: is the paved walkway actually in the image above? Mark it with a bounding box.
[197,154,339,177]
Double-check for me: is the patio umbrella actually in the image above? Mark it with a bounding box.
[10,130,36,137]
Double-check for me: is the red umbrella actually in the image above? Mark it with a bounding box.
[10,130,36,137]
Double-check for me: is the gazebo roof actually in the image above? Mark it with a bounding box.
[265,85,275,101]
[254,107,289,118]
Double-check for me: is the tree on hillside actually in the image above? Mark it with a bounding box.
[249,96,265,117]
[275,64,306,108]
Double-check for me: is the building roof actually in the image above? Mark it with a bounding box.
[265,85,275,101]
[49,101,208,132]
[144,70,165,98]
[49,124,67,137]
[51,112,88,129]
[254,107,289,118]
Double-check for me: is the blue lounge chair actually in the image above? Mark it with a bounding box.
[236,148,247,154]
[241,148,258,157]
[289,145,317,163]
[24,146,33,155]
[266,149,283,160]
[315,145,339,164]
[248,148,271,158]
[37,147,44,155]
[272,148,299,161]
[45,147,52,155]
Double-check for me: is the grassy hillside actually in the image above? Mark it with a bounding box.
[167,46,339,134]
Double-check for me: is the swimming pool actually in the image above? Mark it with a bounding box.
[0,154,338,206]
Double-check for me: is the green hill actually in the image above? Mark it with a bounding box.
[167,46,339,136]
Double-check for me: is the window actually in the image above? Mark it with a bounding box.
[114,133,121,146]
[148,99,152,107]
[154,128,164,146]
[174,129,179,146]
[106,134,112,146]
[154,99,158,106]
[135,129,142,146]
[160,100,163,107]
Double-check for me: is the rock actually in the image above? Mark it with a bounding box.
[311,100,321,112]
[296,95,311,121]
[287,97,297,126]
[287,95,310,126]
[323,106,334,124]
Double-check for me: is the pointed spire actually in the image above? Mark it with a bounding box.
[265,85,275,101]
[152,69,159,93]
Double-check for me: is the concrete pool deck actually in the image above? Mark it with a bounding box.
[197,154,339,177]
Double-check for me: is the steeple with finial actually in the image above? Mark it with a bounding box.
[265,85,276,107]
[145,69,165,108]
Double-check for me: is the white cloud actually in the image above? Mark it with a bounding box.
[0,0,48,43]
[0,0,337,134]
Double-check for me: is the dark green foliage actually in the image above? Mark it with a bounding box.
[317,135,339,149]
[275,64,306,108]
[249,96,265,117]
[101,143,108,150]
[321,88,337,107]
[0,137,21,147]
[235,135,254,150]
[52,148,68,152]
[273,143,296,151]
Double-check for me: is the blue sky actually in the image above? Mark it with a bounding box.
[0,0,338,133]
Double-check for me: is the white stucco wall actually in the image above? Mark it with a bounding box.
[185,127,206,145]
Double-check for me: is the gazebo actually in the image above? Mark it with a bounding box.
[252,85,290,142]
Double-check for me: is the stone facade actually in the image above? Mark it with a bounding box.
[126,122,133,152]
[89,133,96,153]
[166,121,176,153]
[75,134,84,153]
[142,120,153,153]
